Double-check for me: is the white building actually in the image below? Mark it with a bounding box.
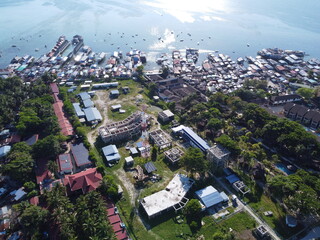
[140,174,194,219]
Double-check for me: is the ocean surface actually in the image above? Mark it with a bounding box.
[1,0,320,68]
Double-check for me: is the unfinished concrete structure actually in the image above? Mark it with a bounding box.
[233,181,250,195]
[149,129,172,150]
[99,112,142,144]
[164,147,184,164]
[207,144,231,168]
[140,174,194,219]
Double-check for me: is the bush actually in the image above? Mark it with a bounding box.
[27,190,38,198]
[89,150,98,163]
[23,181,36,192]
[189,221,198,232]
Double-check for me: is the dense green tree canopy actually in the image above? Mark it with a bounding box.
[296,87,315,100]
[184,199,202,218]
[19,204,49,239]
[268,170,320,215]
[215,134,240,156]
[1,142,34,182]
[181,147,208,174]
[33,135,63,159]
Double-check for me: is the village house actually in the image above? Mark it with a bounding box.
[63,168,102,195]
[102,145,121,166]
[195,185,228,210]
[270,94,302,105]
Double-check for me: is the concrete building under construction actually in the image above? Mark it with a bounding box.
[99,112,143,144]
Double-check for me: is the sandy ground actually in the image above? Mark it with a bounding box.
[115,168,140,206]
[87,90,112,145]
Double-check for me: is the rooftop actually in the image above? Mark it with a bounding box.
[140,174,194,218]
[175,125,209,151]
[83,107,102,122]
[164,147,184,164]
[57,153,73,172]
[64,168,102,194]
[208,144,230,159]
[71,143,91,167]
[195,185,228,208]
[102,145,121,162]
[83,99,94,108]
[78,92,91,101]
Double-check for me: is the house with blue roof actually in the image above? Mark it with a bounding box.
[110,90,120,98]
[195,185,228,209]
[73,103,85,118]
[0,146,11,158]
[83,99,94,108]
[78,92,91,101]
[102,145,121,165]
[83,107,102,124]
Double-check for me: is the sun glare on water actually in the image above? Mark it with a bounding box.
[140,0,231,23]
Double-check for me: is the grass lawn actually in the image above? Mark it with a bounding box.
[107,103,138,121]
[149,211,256,240]
[248,195,303,239]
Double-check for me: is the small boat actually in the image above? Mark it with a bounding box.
[287,165,297,171]
[35,48,39,52]
[11,45,17,47]
[247,43,250,47]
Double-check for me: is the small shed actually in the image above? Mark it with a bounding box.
[144,162,157,174]
[125,156,134,167]
[111,104,122,111]
[130,147,139,156]
[122,87,130,94]
[110,90,120,98]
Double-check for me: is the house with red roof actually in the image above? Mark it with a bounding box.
[64,168,102,195]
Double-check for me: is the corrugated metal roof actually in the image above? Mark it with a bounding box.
[195,186,224,208]
[110,90,120,95]
[83,99,94,108]
[71,143,91,167]
[73,103,85,117]
[182,127,210,151]
[78,92,90,101]
[226,174,240,184]
[102,145,118,156]
[102,145,120,162]
[83,107,102,122]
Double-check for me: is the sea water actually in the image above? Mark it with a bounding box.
[1,0,320,68]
